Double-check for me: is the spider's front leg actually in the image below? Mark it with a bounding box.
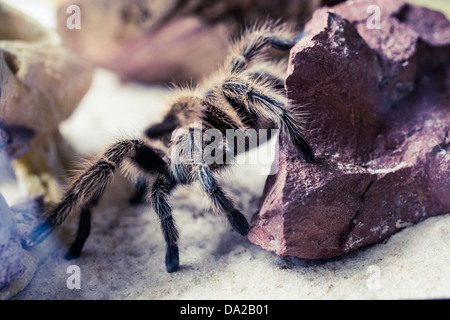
[197,165,250,236]
[169,125,250,237]
[151,173,179,273]
[221,21,314,162]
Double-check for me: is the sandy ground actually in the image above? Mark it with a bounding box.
[0,0,449,300]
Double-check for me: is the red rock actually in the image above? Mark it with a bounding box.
[248,0,450,259]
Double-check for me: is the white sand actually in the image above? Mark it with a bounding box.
[1,0,449,300]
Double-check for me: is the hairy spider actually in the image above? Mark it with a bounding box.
[25,21,314,273]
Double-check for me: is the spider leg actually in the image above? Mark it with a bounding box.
[228,22,297,74]
[65,207,91,260]
[151,173,179,273]
[168,124,248,235]
[145,120,178,140]
[219,22,314,161]
[197,165,249,236]
[26,158,119,250]
[25,140,168,254]
[221,76,314,162]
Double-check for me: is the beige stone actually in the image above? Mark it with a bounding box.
[0,1,93,202]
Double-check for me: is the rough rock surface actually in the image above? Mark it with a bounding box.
[248,0,450,259]
[0,192,48,299]
[0,193,24,288]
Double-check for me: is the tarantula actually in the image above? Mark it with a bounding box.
[25,22,314,273]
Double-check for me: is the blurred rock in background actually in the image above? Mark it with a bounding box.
[0,193,24,289]
[54,0,346,84]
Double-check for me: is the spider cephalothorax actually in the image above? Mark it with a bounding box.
[25,21,314,273]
